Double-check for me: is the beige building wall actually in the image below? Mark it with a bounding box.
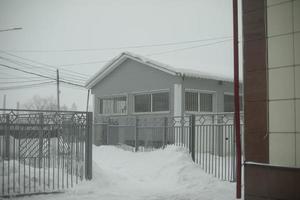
[267,0,300,167]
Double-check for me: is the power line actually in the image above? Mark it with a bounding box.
[147,39,232,56]
[61,59,108,67]
[0,76,43,80]
[0,63,85,88]
[4,36,232,53]
[0,50,91,78]
[0,55,89,82]
[0,27,22,32]
[0,79,48,84]
[0,81,55,90]
[0,56,57,76]
[60,38,232,67]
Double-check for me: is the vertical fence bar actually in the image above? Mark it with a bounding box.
[190,115,195,162]
[13,123,16,194]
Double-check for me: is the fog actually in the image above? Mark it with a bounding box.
[0,0,242,111]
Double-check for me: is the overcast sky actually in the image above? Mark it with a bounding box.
[0,0,242,111]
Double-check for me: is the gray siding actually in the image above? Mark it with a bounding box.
[91,59,181,118]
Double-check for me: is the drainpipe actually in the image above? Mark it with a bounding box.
[233,0,241,199]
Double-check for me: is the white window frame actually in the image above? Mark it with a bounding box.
[132,89,170,115]
[97,93,128,116]
[184,89,217,114]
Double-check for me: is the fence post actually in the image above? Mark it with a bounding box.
[163,117,168,148]
[85,112,93,180]
[190,115,196,162]
[135,117,139,152]
[38,113,44,168]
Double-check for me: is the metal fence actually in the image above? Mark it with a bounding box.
[0,109,93,197]
[94,113,243,182]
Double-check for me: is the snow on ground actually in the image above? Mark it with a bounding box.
[18,145,235,200]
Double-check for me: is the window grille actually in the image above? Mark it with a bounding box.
[99,96,127,114]
[185,91,198,112]
[152,92,169,112]
[185,91,214,112]
[200,93,213,112]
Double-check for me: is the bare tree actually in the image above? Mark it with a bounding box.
[70,102,77,111]
[22,95,57,110]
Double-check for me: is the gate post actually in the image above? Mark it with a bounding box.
[163,117,168,148]
[135,117,139,152]
[85,112,93,180]
[189,115,196,162]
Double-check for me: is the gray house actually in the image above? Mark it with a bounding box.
[85,52,242,145]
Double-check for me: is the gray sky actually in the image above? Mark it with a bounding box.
[0,0,242,111]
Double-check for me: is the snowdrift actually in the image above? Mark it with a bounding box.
[18,145,235,200]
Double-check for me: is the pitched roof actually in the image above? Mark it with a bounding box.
[85,52,234,89]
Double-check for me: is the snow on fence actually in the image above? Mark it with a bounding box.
[94,113,244,182]
[0,109,93,197]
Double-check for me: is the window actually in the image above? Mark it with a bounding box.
[224,94,243,112]
[185,90,214,112]
[134,92,169,113]
[185,91,198,112]
[99,96,127,114]
[200,93,213,112]
[134,94,151,113]
[152,92,169,112]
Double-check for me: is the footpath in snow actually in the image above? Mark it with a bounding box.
[19,145,235,200]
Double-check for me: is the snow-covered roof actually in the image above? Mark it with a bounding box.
[85,52,234,89]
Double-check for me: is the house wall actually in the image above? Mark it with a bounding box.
[91,59,181,118]
[90,57,241,146]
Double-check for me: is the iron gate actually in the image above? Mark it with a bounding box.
[0,109,92,197]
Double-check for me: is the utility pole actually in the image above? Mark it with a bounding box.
[16,101,20,114]
[232,0,241,199]
[2,94,6,113]
[86,89,90,112]
[56,69,60,111]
